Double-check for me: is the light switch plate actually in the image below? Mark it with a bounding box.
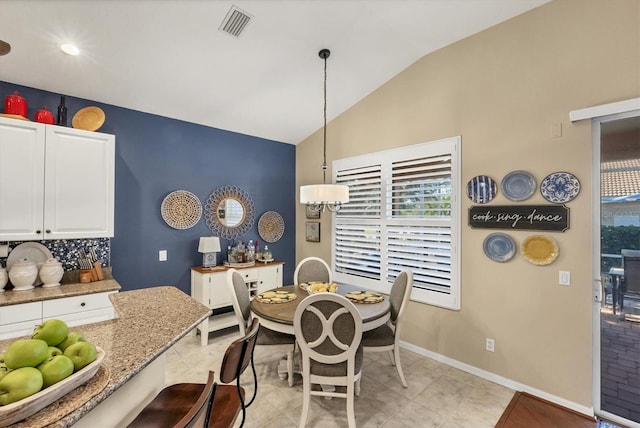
[559,271,570,286]
[159,250,167,261]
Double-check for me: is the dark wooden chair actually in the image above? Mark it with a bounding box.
[211,318,259,428]
[127,370,216,428]
[127,319,260,428]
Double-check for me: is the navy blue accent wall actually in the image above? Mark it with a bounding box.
[1,81,296,293]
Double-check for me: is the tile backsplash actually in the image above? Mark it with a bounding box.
[0,238,110,271]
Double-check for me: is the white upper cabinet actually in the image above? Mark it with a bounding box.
[0,117,115,241]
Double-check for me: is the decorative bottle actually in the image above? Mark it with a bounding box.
[57,95,67,126]
[247,240,255,262]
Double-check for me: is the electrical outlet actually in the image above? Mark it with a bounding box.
[159,250,167,261]
[486,338,495,352]
[559,271,570,286]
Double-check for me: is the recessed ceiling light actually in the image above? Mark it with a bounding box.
[60,43,80,56]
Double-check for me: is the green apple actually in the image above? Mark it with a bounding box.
[32,319,69,346]
[37,355,74,388]
[64,342,97,372]
[0,363,11,381]
[0,367,43,405]
[46,346,62,358]
[57,332,86,352]
[3,339,48,369]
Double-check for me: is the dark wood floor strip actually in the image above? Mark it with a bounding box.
[495,392,598,428]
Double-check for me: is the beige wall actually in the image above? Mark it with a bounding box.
[296,0,640,407]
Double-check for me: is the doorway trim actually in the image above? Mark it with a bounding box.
[570,98,640,427]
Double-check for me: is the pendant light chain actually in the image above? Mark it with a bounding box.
[322,50,328,184]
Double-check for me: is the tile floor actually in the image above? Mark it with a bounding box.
[165,327,515,428]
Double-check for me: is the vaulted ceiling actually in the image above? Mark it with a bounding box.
[0,0,550,144]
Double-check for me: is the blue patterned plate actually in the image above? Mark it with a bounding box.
[501,170,536,201]
[483,233,516,262]
[466,175,497,204]
[540,172,580,203]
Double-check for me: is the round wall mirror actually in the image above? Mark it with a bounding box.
[205,186,255,239]
[217,198,245,227]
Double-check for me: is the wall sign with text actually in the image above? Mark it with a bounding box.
[468,205,569,232]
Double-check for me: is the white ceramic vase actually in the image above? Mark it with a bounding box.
[39,258,64,287]
[8,258,38,291]
[0,267,7,292]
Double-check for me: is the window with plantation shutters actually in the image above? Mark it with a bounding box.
[332,137,460,310]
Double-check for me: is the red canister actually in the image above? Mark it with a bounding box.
[4,91,27,117]
[34,106,55,124]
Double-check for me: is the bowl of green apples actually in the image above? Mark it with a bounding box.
[0,319,104,427]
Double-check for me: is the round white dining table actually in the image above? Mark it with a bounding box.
[250,283,391,335]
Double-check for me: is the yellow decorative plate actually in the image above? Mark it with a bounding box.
[521,235,559,266]
[72,106,105,131]
[255,290,297,304]
[345,291,384,304]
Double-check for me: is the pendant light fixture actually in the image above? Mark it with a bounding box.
[300,48,349,213]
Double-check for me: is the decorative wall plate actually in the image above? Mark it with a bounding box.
[258,211,285,243]
[466,175,498,204]
[540,172,580,203]
[501,170,536,202]
[161,190,202,229]
[6,242,53,285]
[483,233,516,262]
[521,235,559,265]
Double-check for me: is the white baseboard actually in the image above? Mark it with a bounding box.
[400,341,595,418]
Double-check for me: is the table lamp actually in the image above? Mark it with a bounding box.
[198,237,221,268]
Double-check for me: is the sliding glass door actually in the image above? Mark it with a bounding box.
[593,111,640,427]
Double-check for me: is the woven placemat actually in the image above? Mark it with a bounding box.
[12,364,110,428]
[345,291,384,304]
[255,291,297,304]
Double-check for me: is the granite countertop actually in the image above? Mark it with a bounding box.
[0,286,212,427]
[0,279,121,306]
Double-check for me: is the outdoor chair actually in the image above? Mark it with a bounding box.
[622,249,640,295]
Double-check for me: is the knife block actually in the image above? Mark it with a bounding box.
[79,270,93,283]
[79,262,106,283]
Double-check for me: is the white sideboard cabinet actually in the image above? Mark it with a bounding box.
[190,262,284,346]
[0,117,115,241]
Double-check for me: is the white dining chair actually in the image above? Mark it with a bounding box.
[294,292,363,428]
[361,269,413,387]
[293,257,331,284]
[226,269,296,386]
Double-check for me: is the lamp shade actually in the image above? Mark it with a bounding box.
[198,237,221,253]
[300,184,349,204]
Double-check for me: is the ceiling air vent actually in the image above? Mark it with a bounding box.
[219,5,253,38]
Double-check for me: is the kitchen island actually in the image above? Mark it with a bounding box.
[0,285,211,427]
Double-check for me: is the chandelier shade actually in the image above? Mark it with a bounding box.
[300,184,349,205]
